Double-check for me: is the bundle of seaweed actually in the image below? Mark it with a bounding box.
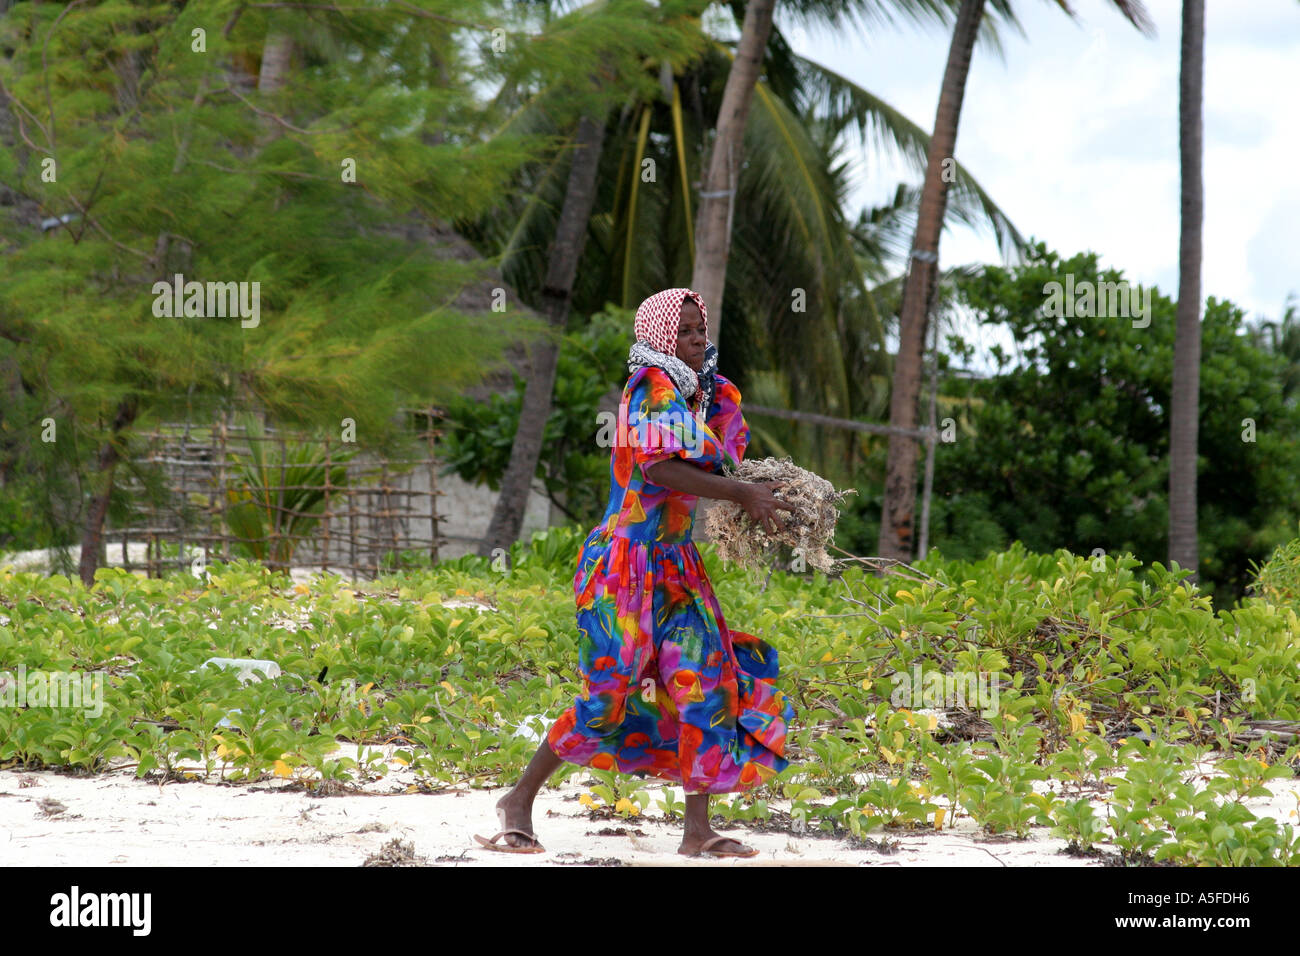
[705,456,855,574]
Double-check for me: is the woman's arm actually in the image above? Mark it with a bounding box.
[643,458,743,501]
[644,459,794,534]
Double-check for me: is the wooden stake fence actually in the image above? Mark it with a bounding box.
[108,407,448,581]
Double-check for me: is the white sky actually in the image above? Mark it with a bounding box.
[777,0,1300,360]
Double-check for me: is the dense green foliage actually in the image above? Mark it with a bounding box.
[437,306,633,528]
[931,245,1300,604]
[0,0,702,556]
[3,531,1298,864]
[0,0,546,440]
[830,245,1300,606]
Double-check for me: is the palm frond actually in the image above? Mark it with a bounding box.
[791,52,1027,262]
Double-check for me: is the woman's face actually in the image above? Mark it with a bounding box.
[675,299,707,372]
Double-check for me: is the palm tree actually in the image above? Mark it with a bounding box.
[479,113,606,557]
[1248,296,1300,403]
[690,0,775,342]
[468,0,715,555]
[1168,0,1203,580]
[465,5,1025,483]
[877,0,1155,563]
[693,0,1024,345]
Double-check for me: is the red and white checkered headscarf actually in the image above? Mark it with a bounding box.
[629,287,718,412]
[634,287,707,355]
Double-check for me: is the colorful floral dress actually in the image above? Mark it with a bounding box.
[546,366,796,794]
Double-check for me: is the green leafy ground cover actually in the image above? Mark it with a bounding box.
[2,527,1298,865]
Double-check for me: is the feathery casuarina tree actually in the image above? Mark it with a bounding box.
[0,0,547,583]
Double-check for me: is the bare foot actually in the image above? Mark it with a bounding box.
[495,793,540,849]
[678,829,755,857]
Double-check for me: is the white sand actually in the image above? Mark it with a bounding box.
[3,747,1294,867]
[0,766,1072,867]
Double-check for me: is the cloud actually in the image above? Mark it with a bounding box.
[1246,198,1300,316]
[793,0,1300,326]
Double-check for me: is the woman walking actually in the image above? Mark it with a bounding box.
[477,288,797,858]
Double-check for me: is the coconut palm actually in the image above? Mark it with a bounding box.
[1170,0,1206,580]
[878,0,1156,563]
[690,0,776,341]
[478,112,607,557]
[1248,297,1300,403]
[1168,0,1204,580]
[468,2,711,556]
[464,2,1026,514]
[692,0,1024,341]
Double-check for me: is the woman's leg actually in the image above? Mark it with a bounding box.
[497,743,755,855]
[494,736,563,847]
[680,792,754,855]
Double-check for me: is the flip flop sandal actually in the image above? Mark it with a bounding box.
[473,829,546,854]
[691,835,759,858]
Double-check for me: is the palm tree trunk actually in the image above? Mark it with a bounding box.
[255,26,294,149]
[1169,0,1204,579]
[877,0,984,563]
[690,0,775,343]
[479,114,605,556]
[78,397,139,586]
[258,29,293,96]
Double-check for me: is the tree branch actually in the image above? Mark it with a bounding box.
[540,483,581,524]
[60,193,154,260]
[0,72,54,154]
[0,324,31,345]
[223,4,248,39]
[192,158,336,182]
[42,0,89,152]
[246,1,491,30]
[215,85,346,135]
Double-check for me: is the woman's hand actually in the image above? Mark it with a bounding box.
[737,480,796,535]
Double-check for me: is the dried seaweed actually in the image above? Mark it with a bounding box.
[361,837,428,867]
[705,456,855,574]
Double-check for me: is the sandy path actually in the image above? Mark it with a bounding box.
[9,756,1280,867]
[4,731,1296,866]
